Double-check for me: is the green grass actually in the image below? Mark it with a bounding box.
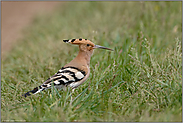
[1,1,182,122]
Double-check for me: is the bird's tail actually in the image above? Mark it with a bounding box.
[22,85,46,97]
[22,73,67,97]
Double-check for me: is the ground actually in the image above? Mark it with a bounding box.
[1,2,181,122]
[1,1,61,58]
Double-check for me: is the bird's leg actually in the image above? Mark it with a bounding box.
[70,88,75,105]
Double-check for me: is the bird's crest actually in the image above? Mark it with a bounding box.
[63,38,95,47]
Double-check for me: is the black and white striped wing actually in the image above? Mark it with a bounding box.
[22,66,86,97]
[43,66,86,88]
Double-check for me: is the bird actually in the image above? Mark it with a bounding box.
[22,38,113,99]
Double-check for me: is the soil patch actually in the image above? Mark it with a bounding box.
[2,1,62,58]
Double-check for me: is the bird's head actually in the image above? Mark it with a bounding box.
[63,38,113,53]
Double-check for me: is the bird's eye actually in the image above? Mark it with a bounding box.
[87,44,90,47]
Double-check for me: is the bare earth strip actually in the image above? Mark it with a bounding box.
[1,1,62,58]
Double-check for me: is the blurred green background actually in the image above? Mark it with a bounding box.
[1,1,182,122]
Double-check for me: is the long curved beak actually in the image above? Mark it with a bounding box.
[93,45,114,51]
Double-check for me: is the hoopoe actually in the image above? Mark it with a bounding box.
[22,38,113,98]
